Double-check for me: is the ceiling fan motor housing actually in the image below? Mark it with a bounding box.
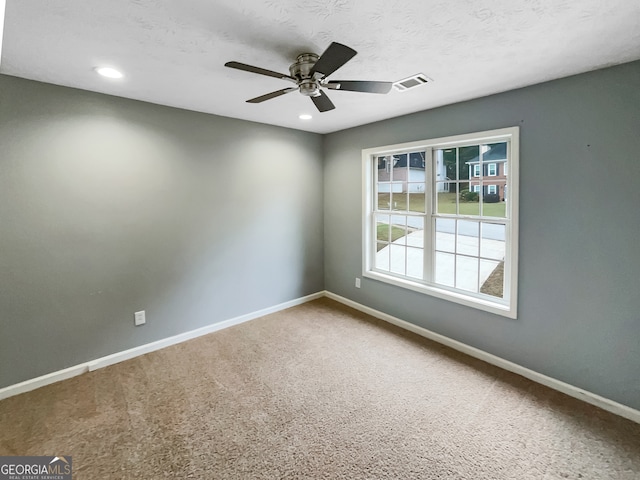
[290,53,321,97]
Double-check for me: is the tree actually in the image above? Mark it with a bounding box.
[440,146,478,193]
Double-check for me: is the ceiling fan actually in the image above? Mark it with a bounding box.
[225,42,393,112]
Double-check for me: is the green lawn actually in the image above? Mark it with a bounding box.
[377,192,505,218]
[377,192,425,212]
[376,223,408,251]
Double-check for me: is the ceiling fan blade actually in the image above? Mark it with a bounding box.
[311,91,335,112]
[225,61,295,82]
[325,80,393,94]
[309,42,357,78]
[247,88,298,103]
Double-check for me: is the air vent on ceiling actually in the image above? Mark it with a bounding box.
[392,73,432,92]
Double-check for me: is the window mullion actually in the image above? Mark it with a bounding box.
[476,220,481,293]
[456,148,460,216]
[370,159,376,272]
[423,147,434,283]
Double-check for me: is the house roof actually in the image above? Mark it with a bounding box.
[466,143,508,165]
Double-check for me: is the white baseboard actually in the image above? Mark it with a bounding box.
[0,292,324,401]
[3,289,639,425]
[324,291,640,425]
[0,364,91,401]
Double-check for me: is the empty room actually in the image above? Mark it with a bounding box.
[1,1,639,478]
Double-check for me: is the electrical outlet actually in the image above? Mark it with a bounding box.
[134,310,146,326]
[355,277,361,288]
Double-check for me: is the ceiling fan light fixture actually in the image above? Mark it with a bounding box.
[95,66,123,79]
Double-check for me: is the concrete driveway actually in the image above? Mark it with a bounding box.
[376,228,504,292]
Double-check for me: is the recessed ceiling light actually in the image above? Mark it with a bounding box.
[299,114,312,120]
[95,67,123,79]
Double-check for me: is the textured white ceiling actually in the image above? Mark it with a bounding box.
[1,0,639,133]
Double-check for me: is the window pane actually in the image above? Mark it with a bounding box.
[391,154,407,181]
[377,156,390,182]
[435,252,455,287]
[456,255,479,292]
[482,142,507,162]
[408,184,426,212]
[481,179,506,217]
[379,155,391,180]
[480,223,506,260]
[375,244,390,271]
[409,152,426,169]
[456,220,479,256]
[435,218,455,253]
[377,189,391,210]
[480,142,506,217]
[390,244,406,275]
[390,216,407,245]
[406,247,423,279]
[436,187,456,215]
[406,217,424,248]
[458,184,480,216]
[436,181,451,193]
[481,194,505,217]
[459,145,478,181]
[376,215,390,242]
[391,189,407,211]
[437,148,457,182]
[480,259,504,299]
[408,152,426,185]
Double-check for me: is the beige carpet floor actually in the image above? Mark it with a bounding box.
[1,298,639,479]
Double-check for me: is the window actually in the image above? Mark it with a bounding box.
[363,127,519,318]
[488,163,497,176]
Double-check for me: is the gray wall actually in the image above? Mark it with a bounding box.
[2,61,639,412]
[324,61,640,410]
[0,75,324,388]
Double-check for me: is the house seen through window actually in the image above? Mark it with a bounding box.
[363,127,519,318]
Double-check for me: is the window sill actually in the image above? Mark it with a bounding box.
[363,269,516,319]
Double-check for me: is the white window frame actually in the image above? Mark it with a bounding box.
[362,127,519,319]
[487,184,497,194]
[488,163,497,176]
[472,185,480,193]
[472,164,481,177]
